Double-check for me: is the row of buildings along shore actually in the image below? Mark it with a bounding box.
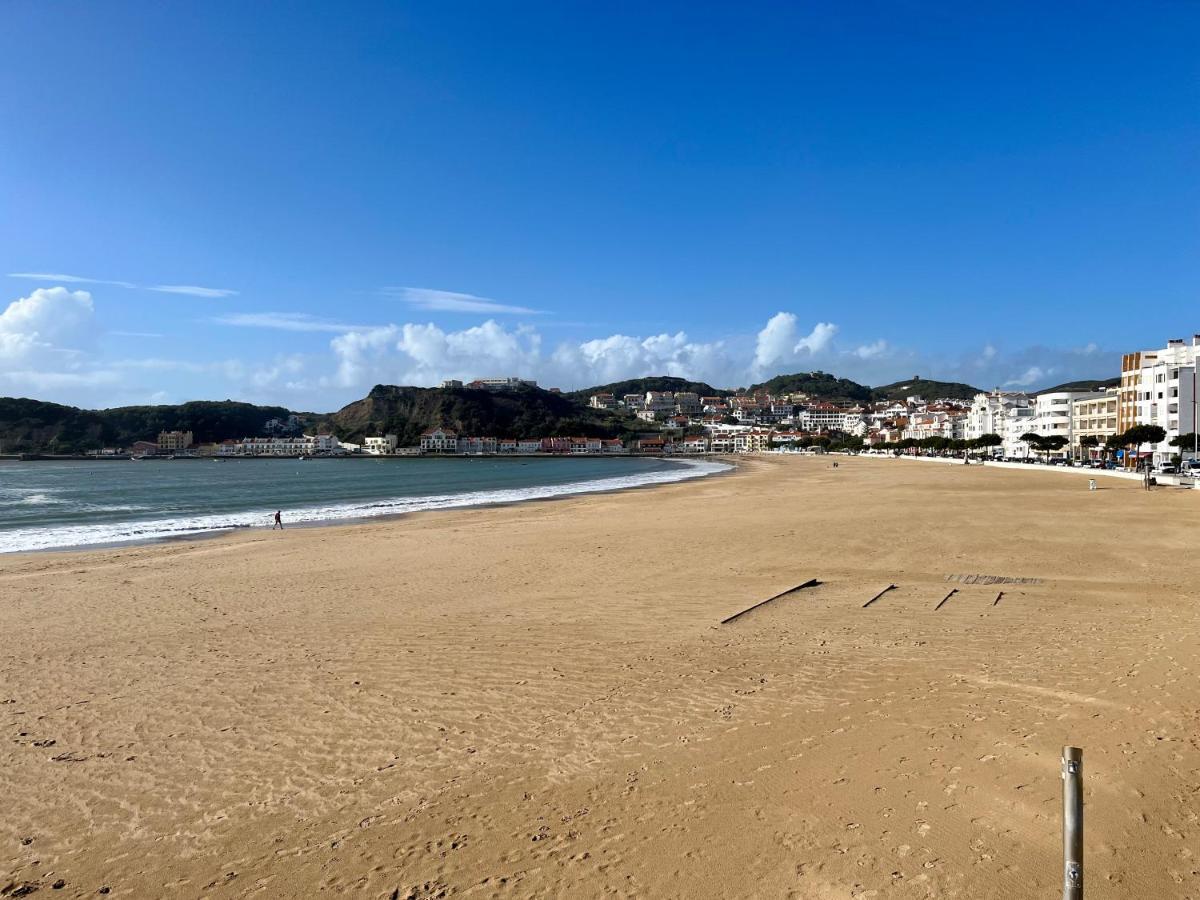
[92,334,1199,465]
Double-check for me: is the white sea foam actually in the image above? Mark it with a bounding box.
[0,459,731,554]
[4,492,66,506]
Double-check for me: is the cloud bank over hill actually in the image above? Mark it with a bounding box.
[0,285,1118,410]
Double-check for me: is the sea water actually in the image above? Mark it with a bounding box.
[0,456,730,553]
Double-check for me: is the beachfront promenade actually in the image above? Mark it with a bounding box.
[2,456,1198,898]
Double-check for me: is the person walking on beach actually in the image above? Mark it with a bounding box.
[272,510,283,530]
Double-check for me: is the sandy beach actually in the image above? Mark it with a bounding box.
[3,455,1199,899]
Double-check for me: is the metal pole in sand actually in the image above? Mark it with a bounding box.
[1062,746,1083,900]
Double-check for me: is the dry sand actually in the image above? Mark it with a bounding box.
[3,456,1199,899]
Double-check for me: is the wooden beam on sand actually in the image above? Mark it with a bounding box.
[862,584,897,608]
[934,588,958,611]
[720,579,821,625]
[993,591,1004,606]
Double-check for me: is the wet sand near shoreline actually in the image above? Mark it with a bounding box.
[2,456,1199,898]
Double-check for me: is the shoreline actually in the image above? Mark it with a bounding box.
[2,455,741,557]
[4,455,1200,898]
[0,452,740,462]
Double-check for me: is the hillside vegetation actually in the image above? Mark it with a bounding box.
[321,384,633,446]
[869,377,981,402]
[745,371,873,403]
[1038,377,1120,394]
[566,376,727,401]
[0,398,294,454]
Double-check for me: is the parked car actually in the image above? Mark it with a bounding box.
[1155,464,1179,475]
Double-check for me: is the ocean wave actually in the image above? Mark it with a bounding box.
[0,459,731,554]
[6,492,67,506]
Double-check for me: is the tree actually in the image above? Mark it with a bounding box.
[1019,431,1043,459]
[1042,435,1068,454]
[1169,432,1198,456]
[1115,424,1168,469]
[971,433,1002,455]
[1079,434,1099,454]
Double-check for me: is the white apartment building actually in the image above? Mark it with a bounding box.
[220,433,342,456]
[1025,390,1104,458]
[471,377,537,391]
[965,391,1033,455]
[589,393,617,409]
[1130,336,1200,465]
[733,430,774,453]
[1072,389,1118,459]
[795,407,848,432]
[709,434,736,453]
[363,434,398,455]
[902,412,965,442]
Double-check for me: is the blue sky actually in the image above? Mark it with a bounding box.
[2,2,1197,410]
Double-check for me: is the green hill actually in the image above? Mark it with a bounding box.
[566,376,728,402]
[322,383,635,446]
[0,386,649,454]
[745,371,872,403]
[0,398,295,454]
[1037,377,1119,394]
[869,377,981,402]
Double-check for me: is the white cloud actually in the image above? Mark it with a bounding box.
[7,272,136,288]
[214,312,371,333]
[386,286,542,315]
[148,284,238,298]
[327,319,738,392]
[0,282,1124,412]
[754,312,798,369]
[0,287,96,362]
[850,339,888,360]
[0,369,121,391]
[795,321,837,355]
[552,331,730,387]
[7,272,235,298]
[753,313,839,373]
[330,320,544,388]
[1005,365,1050,387]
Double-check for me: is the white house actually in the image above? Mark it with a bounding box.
[420,428,458,453]
[363,435,398,455]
